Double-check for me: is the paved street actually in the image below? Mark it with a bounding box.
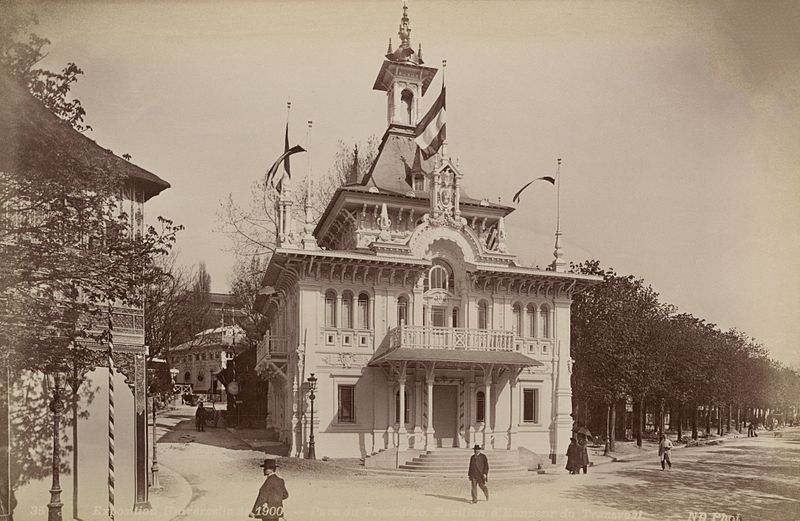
[152,407,800,521]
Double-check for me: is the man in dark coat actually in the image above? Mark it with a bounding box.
[250,458,288,520]
[195,401,206,432]
[467,444,489,504]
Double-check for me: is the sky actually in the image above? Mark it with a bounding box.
[25,0,800,366]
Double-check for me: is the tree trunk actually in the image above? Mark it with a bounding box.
[603,404,611,456]
[705,403,712,436]
[736,405,741,432]
[609,403,617,452]
[676,402,683,441]
[691,403,698,440]
[635,395,643,447]
[727,404,732,434]
[669,401,678,431]
[717,406,722,436]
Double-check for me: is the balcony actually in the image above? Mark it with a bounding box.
[257,335,289,365]
[388,325,515,352]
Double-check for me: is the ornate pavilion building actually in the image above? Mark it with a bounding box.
[254,5,600,466]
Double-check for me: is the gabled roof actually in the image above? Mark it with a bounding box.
[0,69,170,201]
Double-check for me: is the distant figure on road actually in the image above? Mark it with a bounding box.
[250,458,288,520]
[468,444,489,503]
[747,421,758,437]
[195,401,206,432]
[578,436,590,474]
[566,437,581,474]
[659,433,673,470]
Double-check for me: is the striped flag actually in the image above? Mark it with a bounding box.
[414,85,446,159]
[486,223,499,251]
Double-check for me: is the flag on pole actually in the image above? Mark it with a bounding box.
[265,143,306,193]
[512,176,556,204]
[485,223,498,250]
[414,85,446,159]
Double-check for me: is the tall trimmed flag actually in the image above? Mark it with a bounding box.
[512,175,556,204]
[414,85,446,159]
[265,141,306,194]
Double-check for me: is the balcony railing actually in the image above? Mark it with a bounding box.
[389,325,515,352]
[257,335,289,366]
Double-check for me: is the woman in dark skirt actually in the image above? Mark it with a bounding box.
[566,437,581,474]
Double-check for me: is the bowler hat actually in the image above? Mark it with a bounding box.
[472,444,482,450]
[260,458,277,470]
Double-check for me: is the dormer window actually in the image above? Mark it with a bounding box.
[412,173,425,191]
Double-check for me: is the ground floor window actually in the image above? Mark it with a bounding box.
[338,384,356,423]
[476,390,485,422]
[523,388,539,423]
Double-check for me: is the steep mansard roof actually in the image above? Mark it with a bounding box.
[0,69,170,201]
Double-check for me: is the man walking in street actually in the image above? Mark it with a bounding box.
[467,444,489,504]
[659,433,673,470]
[195,400,206,432]
[250,458,289,520]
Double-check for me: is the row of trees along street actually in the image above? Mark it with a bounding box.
[571,260,800,453]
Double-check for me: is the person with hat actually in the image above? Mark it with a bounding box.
[249,458,288,520]
[467,444,489,504]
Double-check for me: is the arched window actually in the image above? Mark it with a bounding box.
[357,292,370,329]
[541,305,551,338]
[424,260,454,292]
[397,295,408,326]
[341,290,354,328]
[477,300,489,330]
[184,371,191,382]
[401,89,414,125]
[476,391,486,422]
[512,303,522,336]
[526,303,537,337]
[451,307,459,328]
[395,389,410,423]
[324,290,337,327]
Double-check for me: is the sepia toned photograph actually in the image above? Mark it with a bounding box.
[1,1,799,520]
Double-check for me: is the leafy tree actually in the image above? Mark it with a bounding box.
[218,136,378,259]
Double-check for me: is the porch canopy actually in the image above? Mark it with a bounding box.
[368,347,542,368]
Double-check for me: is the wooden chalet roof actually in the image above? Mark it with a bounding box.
[0,69,170,201]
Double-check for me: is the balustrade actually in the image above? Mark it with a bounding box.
[389,325,515,351]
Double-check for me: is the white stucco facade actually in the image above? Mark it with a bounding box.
[253,5,600,465]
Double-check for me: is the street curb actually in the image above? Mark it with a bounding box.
[150,462,194,521]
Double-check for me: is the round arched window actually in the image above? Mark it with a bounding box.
[424,260,454,292]
[184,371,191,382]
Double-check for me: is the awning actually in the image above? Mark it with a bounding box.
[368,348,542,368]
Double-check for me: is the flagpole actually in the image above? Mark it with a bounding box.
[556,157,562,234]
[440,59,447,163]
[552,157,566,272]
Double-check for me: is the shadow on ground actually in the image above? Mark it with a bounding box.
[569,435,800,521]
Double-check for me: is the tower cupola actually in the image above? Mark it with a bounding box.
[372,1,438,127]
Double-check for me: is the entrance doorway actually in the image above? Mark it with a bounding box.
[433,385,458,448]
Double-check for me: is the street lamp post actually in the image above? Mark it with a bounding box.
[306,373,317,460]
[47,371,66,521]
[150,401,161,490]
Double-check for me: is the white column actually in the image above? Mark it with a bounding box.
[398,376,408,449]
[552,299,573,463]
[387,378,395,447]
[426,376,434,450]
[508,372,519,449]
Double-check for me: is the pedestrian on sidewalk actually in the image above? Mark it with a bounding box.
[195,401,206,432]
[250,458,288,521]
[467,444,489,504]
[658,433,673,470]
[578,436,590,474]
[566,438,580,475]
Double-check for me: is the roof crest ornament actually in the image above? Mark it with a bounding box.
[398,0,412,49]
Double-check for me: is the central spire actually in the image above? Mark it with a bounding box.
[398,1,411,49]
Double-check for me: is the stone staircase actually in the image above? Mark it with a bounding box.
[398,449,529,476]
